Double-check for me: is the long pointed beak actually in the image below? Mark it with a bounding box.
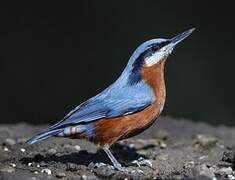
[159,28,195,58]
[170,28,195,47]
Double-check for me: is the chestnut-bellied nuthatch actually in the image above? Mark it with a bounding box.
[27,28,195,171]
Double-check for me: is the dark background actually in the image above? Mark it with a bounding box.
[0,2,234,126]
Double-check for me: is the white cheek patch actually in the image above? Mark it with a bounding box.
[145,51,165,67]
[145,46,174,67]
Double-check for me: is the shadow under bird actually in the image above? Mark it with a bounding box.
[27,28,195,171]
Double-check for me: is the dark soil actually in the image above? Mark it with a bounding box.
[0,116,235,180]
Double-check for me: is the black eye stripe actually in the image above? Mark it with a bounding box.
[151,41,170,51]
[128,40,170,85]
[151,45,160,51]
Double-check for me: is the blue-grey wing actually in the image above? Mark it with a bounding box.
[50,82,155,129]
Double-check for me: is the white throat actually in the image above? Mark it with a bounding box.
[145,46,173,67]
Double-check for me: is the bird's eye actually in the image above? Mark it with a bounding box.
[151,45,160,52]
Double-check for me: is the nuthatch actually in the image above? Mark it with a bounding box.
[27,28,194,171]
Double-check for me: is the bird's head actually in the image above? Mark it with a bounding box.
[123,28,195,85]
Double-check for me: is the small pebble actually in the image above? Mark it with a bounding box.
[81,174,97,180]
[20,148,26,152]
[158,154,169,161]
[29,177,37,180]
[10,163,16,167]
[63,144,73,149]
[34,171,39,174]
[36,164,40,168]
[28,162,32,166]
[184,161,195,169]
[56,172,66,178]
[4,138,16,146]
[194,134,217,148]
[228,174,235,180]
[74,145,81,151]
[47,148,57,156]
[219,167,233,175]
[193,164,215,178]
[159,140,167,148]
[41,168,52,175]
[0,166,15,173]
[3,147,9,151]
[129,143,135,148]
[93,164,115,178]
[82,175,87,180]
[64,144,81,151]
[199,155,207,160]
[17,138,27,144]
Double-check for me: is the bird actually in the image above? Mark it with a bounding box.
[27,28,195,171]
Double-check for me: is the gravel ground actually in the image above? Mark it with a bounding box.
[0,116,235,179]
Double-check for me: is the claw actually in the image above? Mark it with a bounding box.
[130,157,153,168]
[130,169,144,174]
[93,162,107,168]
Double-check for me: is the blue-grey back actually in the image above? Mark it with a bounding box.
[50,79,155,129]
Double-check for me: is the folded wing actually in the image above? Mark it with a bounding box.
[49,83,155,130]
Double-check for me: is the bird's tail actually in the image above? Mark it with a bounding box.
[26,128,63,145]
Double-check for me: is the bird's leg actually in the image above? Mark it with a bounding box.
[103,145,123,171]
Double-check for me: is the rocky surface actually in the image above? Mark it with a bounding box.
[0,116,235,179]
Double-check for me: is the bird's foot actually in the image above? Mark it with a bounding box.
[93,162,146,174]
[115,166,144,174]
[93,162,108,168]
[129,157,153,168]
[93,162,124,171]
[113,162,125,171]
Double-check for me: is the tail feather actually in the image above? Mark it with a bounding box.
[26,129,62,145]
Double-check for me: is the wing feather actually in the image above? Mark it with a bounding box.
[49,81,155,130]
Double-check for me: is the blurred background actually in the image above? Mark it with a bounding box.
[0,2,234,126]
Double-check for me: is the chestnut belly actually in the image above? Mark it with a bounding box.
[90,102,163,146]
